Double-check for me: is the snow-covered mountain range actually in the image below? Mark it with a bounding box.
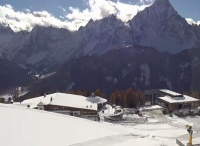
[0,0,200,72]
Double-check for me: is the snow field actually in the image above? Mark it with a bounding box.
[1,104,198,146]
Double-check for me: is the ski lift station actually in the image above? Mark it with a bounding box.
[145,89,200,113]
[157,89,200,112]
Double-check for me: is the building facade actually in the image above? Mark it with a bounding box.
[41,104,98,116]
[157,89,200,111]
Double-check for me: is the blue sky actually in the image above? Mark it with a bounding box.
[0,0,199,32]
[0,0,199,21]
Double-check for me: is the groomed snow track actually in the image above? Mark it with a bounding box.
[142,110,200,132]
[70,134,145,146]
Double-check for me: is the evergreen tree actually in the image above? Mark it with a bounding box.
[68,90,75,94]
[0,98,5,103]
[94,89,101,96]
[84,90,90,97]
[109,93,115,104]
[76,90,83,95]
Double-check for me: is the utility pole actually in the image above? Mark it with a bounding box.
[14,88,18,102]
[15,87,21,102]
[151,90,154,105]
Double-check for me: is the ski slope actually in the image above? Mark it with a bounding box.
[0,104,189,146]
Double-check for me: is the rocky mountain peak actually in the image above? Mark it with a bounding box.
[151,0,177,17]
[153,0,172,8]
[127,0,199,54]
[137,0,177,22]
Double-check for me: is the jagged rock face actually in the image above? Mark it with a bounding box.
[0,24,14,56]
[129,0,200,53]
[1,26,74,71]
[76,15,131,56]
[0,0,200,72]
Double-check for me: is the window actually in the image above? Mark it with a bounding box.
[86,105,88,108]
[90,105,92,108]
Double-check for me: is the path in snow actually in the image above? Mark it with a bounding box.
[183,116,200,131]
[71,134,145,146]
[142,110,190,130]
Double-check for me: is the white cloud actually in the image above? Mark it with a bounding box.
[25,9,30,13]
[0,4,70,32]
[57,6,66,12]
[65,0,151,30]
[0,0,151,32]
[60,16,65,19]
[186,18,200,26]
[1,0,199,33]
[139,0,154,4]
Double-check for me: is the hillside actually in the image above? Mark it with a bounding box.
[24,46,200,96]
[0,58,32,91]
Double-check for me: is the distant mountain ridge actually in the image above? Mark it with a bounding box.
[0,0,200,72]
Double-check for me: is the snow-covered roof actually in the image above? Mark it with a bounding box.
[86,96,107,104]
[139,105,163,111]
[159,89,182,96]
[22,93,107,111]
[37,102,44,106]
[0,94,12,101]
[158,95,200,104]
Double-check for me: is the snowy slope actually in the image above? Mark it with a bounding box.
[0,104,120,146]
[0,104,190,146]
